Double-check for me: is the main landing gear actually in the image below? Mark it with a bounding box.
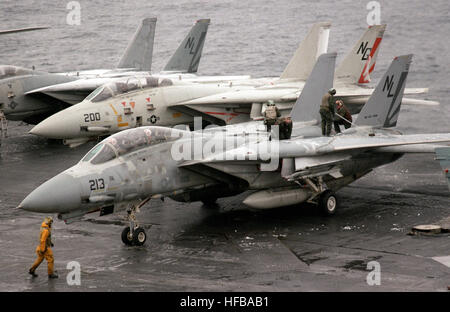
[318,190,338,216]
[297,176,339,216]
[121,197,151,246]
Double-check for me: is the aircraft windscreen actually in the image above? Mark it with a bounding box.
[0,65,34,80]
[82,143,104,162]
[91,144,116,164]
[85,86,104,102]
[82,142,117,164]
[91,86,113,103]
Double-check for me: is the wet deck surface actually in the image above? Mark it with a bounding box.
[0,122,449,292]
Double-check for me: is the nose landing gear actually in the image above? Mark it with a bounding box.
[121,226,147,246]
[121,197,151,246]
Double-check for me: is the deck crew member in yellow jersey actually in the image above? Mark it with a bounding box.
[29,217,58,278]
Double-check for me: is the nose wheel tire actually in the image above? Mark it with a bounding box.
[121,226,147,246]
[132,227,147,246]
[121,227,134,246]
[319,190,338,216]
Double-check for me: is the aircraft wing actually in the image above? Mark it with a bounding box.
[173,85,430,106]
[167,88,297,125]
[173,88,299,106]
[169,86,436,123]
[174,129,450,190]
[176,132,450,188]
[178,133,450,167]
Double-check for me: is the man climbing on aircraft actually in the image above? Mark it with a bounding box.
[28,217,58,279]
[279,116,293,140]
[333,100,352,133]
[320,88,336,136]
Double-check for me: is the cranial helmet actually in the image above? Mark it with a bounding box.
[329,88,336,95]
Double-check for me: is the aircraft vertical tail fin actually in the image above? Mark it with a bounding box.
[355,54,412,128]
[435,147,450,191]
[280,22,331,80]
[335,24,386,84]
[289,52,337,123]
[163,19,210,73]
[117,17,157,71]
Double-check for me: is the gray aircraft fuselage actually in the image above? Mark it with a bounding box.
[0,66,79,124]
[19,125,403,221]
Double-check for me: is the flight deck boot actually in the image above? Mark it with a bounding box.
[28,269,38,278]
[48,273,58,279]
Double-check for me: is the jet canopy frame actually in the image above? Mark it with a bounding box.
[85,76,174,103]
[82,126,187,164]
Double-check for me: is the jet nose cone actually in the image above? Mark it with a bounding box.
[30,110,80,139]
[19,173,81,213]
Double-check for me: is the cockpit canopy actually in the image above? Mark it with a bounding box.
[81,126,187,165]
[85,76,174,103]
[0,65,35,80]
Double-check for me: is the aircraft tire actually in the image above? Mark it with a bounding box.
[319,190,338,216]
[121,227,134,246]
[132,227,147,246]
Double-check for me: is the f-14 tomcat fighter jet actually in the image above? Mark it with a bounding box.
[19,52,450,246]
[0,18,232,124]
[30,23,435,147]
[0,18,157,124]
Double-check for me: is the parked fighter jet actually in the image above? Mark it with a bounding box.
[19,53,450,246]
[0,18,224,124]
[0,18,156,124]
[30,23,436,147]
[27,21,331,145]
[44,18,219,93]
[435,147,450,191]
